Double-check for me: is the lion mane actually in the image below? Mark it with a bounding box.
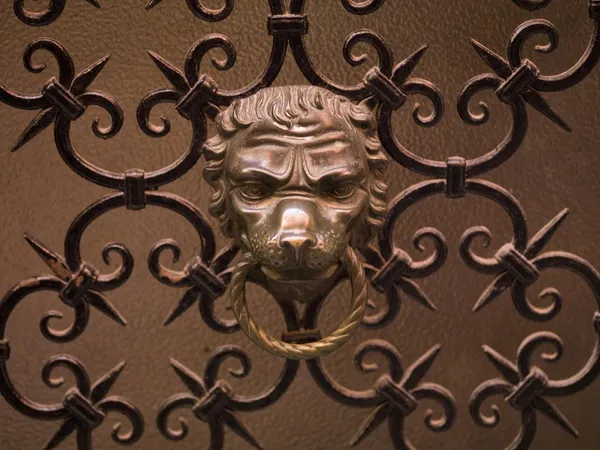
[202,85,388,249]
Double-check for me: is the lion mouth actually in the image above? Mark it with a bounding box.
[260,262,340,283]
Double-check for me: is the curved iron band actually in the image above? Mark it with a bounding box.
[511,0,553,11]
[157,346,300,447]
[305,339,404,407]
[380,74,527,177]
[13,0,67,27]
[341,0,385,15]
[93,396,145,444]
[64,191,216,291]
[203,345,301,411]
[470,380,538,449]
[507,18,600,92]
[0,277,87,418]
[459,180,528,274]
[13,0,102,27]
[288,29,393,101]
[0,38,75,109]
[513,252,600,395]
[385,389,456,449]
[229,247,368,360]
[183,31,288,106]
[157,393,226,447]
[0,275,90,346]
[55,94,205,190]
[377,181,448,273]
[282,0,393,101]
[379,179,527,276]
[157,394,202,441]
[184,0,234,22]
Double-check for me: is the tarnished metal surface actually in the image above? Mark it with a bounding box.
[1,0,600,448]
[204,85,386,359]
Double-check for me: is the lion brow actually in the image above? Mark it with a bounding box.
[243,130,351,148]
[230,165,294,185]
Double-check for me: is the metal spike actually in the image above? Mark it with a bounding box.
[350,404,392,447]
[469,39,512,78]
[482,345,520,384]
[397,278,437,311]
[469,39,571,131]
[533,397,579,438]
[145,0,164,10]
[392,44,429,86]
[525,208,570,258]
[222,410,264,450]
[70,55,110,96]
[12,109,57,152]
[522,91,571,132]
[473,272,513,312]
[90,361,127,404]
[164,288,199,326]
[86,291,127,327]
[401,344,441,390]
[76,428,92,449]
[147,51,189,93]
[44,418,79,450]
[23,233,71,280]
[170,358,206,397]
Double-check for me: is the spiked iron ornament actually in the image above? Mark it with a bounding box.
[148,240,239,327]
[469,39,572,132]
[470,323,600,449]
[464,208,571,317]
[42,359,144,449]
[349,344,456,448]
[158,356,264,449]
[0,38,118,152]
[23,233,128,326]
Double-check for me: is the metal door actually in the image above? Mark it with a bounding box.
[1,1,599,448]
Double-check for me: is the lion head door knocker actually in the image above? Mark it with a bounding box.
[202,86,388,359]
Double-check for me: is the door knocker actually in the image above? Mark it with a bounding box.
[202,85,389,359]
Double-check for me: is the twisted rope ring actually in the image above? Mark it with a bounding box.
[229,246,368,360]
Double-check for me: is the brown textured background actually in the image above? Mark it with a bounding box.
[1,0,600,449]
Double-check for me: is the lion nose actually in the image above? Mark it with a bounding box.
[280,234,317,264]
[277,208,317,264]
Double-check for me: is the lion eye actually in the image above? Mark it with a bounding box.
[239,183,270,201]
[328,182,356,199]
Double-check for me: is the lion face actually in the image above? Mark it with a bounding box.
[223,108,371,281]
[202,86,388,285]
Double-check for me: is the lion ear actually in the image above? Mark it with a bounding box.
[358,96,379,112]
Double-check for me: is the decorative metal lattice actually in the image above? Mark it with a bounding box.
[1,0,600,448]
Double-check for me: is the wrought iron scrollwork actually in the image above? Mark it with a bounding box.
[13,0,101,27]
[158,345,299,449]
[0,235,143,448]
[462,1,600,448]
[1,0,600,448]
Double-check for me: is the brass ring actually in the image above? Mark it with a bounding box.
[229,246,368,360]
